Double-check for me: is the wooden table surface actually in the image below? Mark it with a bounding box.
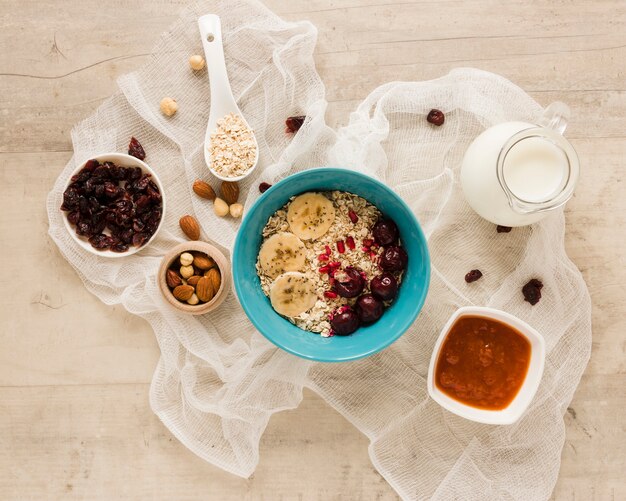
[1,1,624,499]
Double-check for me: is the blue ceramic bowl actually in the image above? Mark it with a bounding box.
[232,168,430,362]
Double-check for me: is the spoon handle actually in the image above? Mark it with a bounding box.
[198,15,236,112]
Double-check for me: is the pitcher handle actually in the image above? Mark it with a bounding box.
[537,101,569,135]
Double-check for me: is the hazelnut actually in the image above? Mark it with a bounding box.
[189,55,205,71]
[180,252,194,266]
[213,197,229,217]
[180,265,194,279]
[186,293,200,305]
[229,203,244,218]
[160,97,178,117]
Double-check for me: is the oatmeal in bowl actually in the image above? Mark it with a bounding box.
[232,168,430,363]
[256,191,406,337]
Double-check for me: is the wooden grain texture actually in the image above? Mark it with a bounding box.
[0,0,624,499]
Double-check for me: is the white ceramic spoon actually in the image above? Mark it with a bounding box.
[198,14,259,181]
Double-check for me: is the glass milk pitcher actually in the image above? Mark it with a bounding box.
[460,102,580,227]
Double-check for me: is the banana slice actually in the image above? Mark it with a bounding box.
[259,232,307,279]
[287,192,335,241]
[270,272,317,317]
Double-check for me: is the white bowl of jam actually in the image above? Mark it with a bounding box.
[427,306,545,425]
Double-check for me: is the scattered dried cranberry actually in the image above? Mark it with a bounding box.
[427,109,445,126]
[522,278,543,305]
[128,137,146,160]
[285,115,306,133]
[497,225,512,233]
[380,246,408,272]
[259,182,272,193]
[336,240,346,254]
[332,266,365,298]
[330,306,360,335]
[355,294,384,324]
[372,219,399,246]
[370,272,399,301]
[346,236,356,250]
[348,210,359,224]
[465,269,483,283]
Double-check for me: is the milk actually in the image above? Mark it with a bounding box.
[460,121,570,227]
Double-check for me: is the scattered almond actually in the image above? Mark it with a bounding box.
[179,215,201,240]
[214,198,229,217]
[220,181,240,204]
[229,203,243,218]
[193,180,216,200]
[173,284,194,301]
[196,276,216,303]
[166,269,182,288]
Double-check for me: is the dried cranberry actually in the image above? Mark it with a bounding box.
[83,159,99,172]
[523,278,543,305]
[465,269,483,283]
[128,167,142,181]
[370,272,399,301]
[259,182,272,193]
[330,306,360,335]
[132,232,148,247]
[497,225,512,233]
[427,109,445,126]
[128,136,146,160]
[88,234,111,250]
[380,246,408,272]
[60,187,80,211]
[110,242,129,253]
[355,294,384,324]
[67,211,80,225]
[133,174,151,191]
[332,267,365,298]
[285,115,306,133]
[76,221,91,236]
[135,195,151,212]
[93,164,111,178]
[120,228,134,244]
[372,219,399,246]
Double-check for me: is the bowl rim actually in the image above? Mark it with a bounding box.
[427,306,546,425]
[61,152,166,258]
[157,241,231,315]
[232,167,431,362]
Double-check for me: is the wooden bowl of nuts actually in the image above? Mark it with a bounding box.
[158,241,230,315]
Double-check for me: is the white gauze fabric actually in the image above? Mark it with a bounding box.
[46,1,592,499]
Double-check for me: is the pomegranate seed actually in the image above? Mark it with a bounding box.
[363,238,374,247]
[329,277,337,286]
[325,245,332,255]
[328,329,335,337]
[361,246,370,252]
[369,251,378,261]
[346,236,355,250]
[324,291,338,299]
[329,261,342,268]
[319,265,331,274]
[348,210,359,224]
[318,254,330,261]
[337,240,345,253]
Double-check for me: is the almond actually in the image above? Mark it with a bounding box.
[193,180,216,200]
[196,276,215,303]
[205,267,221,293]
[187,275,201,286]
[166,269,182,288]
[173,284,194,301]
[220,181,240,205]
[193,253,215,270]
[179,215,200,240]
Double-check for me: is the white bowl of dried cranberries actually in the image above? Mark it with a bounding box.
[60,150,166,257]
